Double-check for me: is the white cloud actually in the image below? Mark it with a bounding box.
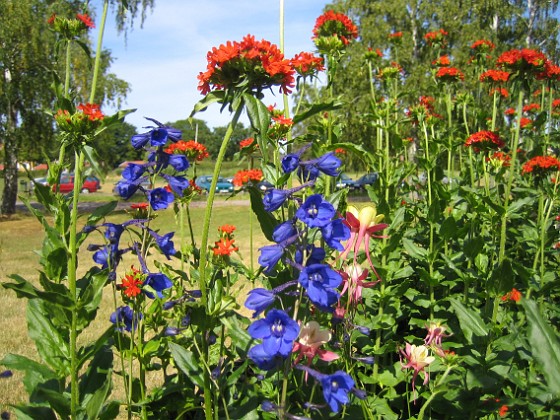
[96,0,328,130]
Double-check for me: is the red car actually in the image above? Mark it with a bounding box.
[52,175,99,193]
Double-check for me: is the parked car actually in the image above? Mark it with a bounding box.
[195,175,234,193]
[52,174,99,193]
[335,174,356,190]
[354,173,379,190]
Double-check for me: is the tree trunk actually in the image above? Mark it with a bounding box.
[1,107,18,216]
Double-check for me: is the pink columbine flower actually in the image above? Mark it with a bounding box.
[424,322,450,356]
[292,321,339,373]
[340,264,378,306]
[339,205,388,281]
[399,343,435,402]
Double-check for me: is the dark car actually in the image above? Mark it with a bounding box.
[354,173,379,190]
[335,174,356,190]
[195,175,234,193]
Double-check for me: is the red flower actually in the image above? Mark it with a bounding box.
[523,103,540,114]
[77,103,104,121]
[501,288,521,303]
[486,151,511,168]
[312,10,358,46]
[471,39,495,51]
[76,13,95,29]
[47,13,57,25]
[120,267,144,298]
[432,55,450,67]
[504,107,516,116]
[496,48,549,76]
[465,130,505,151]
[290,52,324,77]
[388,31,403,39]
[197,34,294,96]
[522,155,560,176]
[164,140,209,161]
[212,238,238,256]
[490,87,509,98]
[480,69,510,83]
[232,169,263,187]
[219,224,236,235]
[435,66,464,82]
[499,405,509,417]
[424,29,448,45]
[130,202,149,210]
[520,117,533,129]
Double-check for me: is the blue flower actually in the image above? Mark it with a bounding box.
[248,309,300,357]
[115,178,144,199]
[144,272,173,299]
[298,164,320,182]
[321,218,351,251]
[148,187,175,210]
[313,152,342,177]
[149,150,189,172]
[272,220,297,243]
[281,153,301,174]
[110,305,142,332]
[258,244,285,273]
[295,194,336,228]
[122,163,147,181]
[247,344,280,370]
[131,118,181,149]
[150,230,176,259]
[263,189,291,212]
[164,175,190,196]
[298,264,342,310]
[321,371,356,413]
[295,245,326,265]
[168,154,189,171]
[245,288,276,318]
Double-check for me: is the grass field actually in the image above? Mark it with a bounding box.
[0,197,270,414]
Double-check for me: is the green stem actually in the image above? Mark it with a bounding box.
[417,365,453,420]
[69,150,85,419]
[64,41,72,96]
[198,103,243,420]
[88,0,109,103]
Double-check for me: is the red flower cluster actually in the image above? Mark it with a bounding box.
[480,69,510,83]
[486,151,511,168]
[164,140,209,161]
[471,39,495,51]
[378,62,404,80]
[424,29,448,45]
[312,10,358,46]
[388,31,403,39]
[120,266,144,298]
[490,87,509,98]
[407,96,443,124]
[365,47,383,61]
[522,103,540,114]
[290,52,324,77]
[197,35,295,96]
[212,225,238,257]
[465,130,505,151]
[432,55,450,67]
[496,48,548,76]
[77,103,104,121]
[501,288,521,303]
[435,66,464,82]
[76,13,95,29]
[232,168,263,187]
[521,155,560,176]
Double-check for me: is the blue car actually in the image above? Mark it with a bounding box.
[354,173,379,190]
[195,175,234,193]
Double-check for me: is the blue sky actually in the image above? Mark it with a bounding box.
[96,0,329,131]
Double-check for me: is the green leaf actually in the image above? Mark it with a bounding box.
[522,299,560,394]
[3,274,73,308]
[292,100,343,124]
[449,298,488,341]
[1,354,58,395]
[79,345,114,420]
[76,268,109,331]
[12,405,57,420]
[34,388,71,419]
[189,91,226,116]
[247,186,277,242]
[27,299,71,374]
[168,342,204,388]
[402,237,427,260]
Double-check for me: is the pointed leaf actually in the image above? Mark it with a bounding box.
[168,342,204,388]
[79,345,114,420]
[3,274,73,308]
[247,186,277,241]
[522,299,560,393]
[292,100,343,124]
[190,91,226,116]
[1,354,58,395]
[449,298,488,341]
